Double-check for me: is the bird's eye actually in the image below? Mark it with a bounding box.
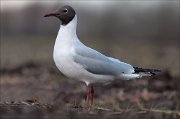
[63,9,68,13]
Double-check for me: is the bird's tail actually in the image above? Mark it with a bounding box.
[118,67,161,80]
[133,66,161,75]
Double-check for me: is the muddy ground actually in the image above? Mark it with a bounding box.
[0,62,180,119]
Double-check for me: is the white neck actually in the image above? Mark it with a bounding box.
[55,15,78,47]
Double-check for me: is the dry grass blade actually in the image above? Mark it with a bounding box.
[94,106,111,111]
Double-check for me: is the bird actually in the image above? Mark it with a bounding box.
[44,5,160,108]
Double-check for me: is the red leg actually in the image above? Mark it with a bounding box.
[89,86,94,107]
[86,85,94,108]
[86,86,90,107]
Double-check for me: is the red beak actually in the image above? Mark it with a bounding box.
[44,13,60,17]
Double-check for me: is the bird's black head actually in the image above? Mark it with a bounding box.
[44,5,76,25]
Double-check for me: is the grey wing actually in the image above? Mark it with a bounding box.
[73,45,134,75]
[73,54,119,75]
[108,57,135,74]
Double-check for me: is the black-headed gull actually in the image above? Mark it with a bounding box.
[44,5,160,108]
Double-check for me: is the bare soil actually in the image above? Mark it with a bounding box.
[0,62,180,119]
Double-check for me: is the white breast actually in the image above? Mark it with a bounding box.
[53,45,79,78]
[53,44,115,85]
[53,16,115,85]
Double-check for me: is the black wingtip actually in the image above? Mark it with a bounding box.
[133,66,161,74]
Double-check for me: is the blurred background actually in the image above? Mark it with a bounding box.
[0,1,180,118]
[1,1,179,76]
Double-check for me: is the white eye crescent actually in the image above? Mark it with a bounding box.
[63,9,68,13]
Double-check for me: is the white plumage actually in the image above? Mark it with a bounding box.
[53,15,144,86]
[44,5,160,108]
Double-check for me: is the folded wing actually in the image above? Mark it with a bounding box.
[73,45,134,76]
